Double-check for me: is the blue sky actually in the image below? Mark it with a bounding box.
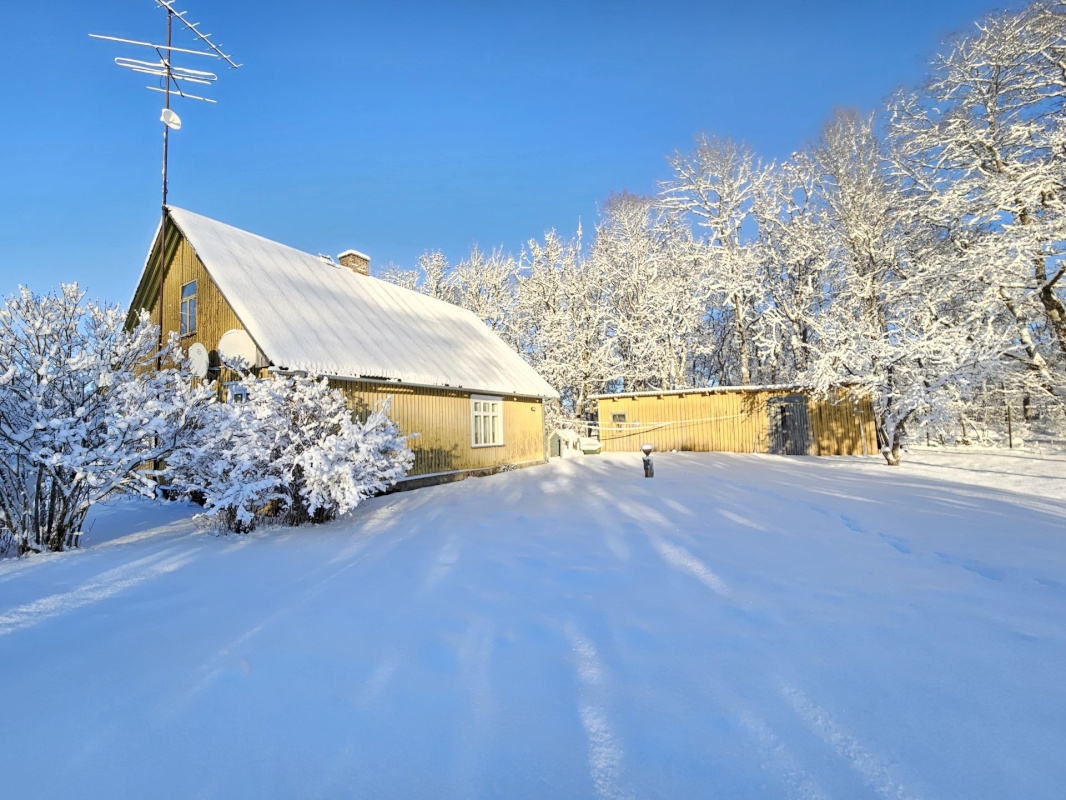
[0,0,1027,304]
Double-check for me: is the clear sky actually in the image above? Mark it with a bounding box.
[0,0,1028,305]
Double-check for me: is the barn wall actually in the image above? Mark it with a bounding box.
[597,391,771,453]
[331,380,547,476]
[596,390,877,456]
[808,395,879,456]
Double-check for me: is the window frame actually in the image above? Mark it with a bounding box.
[470,394,504,448]
[179,280,198,337]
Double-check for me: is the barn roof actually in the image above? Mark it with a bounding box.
[135,207,558,399]
[590,385,806,400]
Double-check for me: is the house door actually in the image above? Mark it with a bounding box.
[768,395,811,455]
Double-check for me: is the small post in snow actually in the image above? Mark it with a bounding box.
[641,443,654,478]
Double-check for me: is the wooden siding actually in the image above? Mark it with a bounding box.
[595,390,877,456]
[807,395,878,456]
[150,232,249,357]
[331,381,547,476]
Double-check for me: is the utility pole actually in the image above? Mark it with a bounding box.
[91,1,240,356]
[159,7,172,347]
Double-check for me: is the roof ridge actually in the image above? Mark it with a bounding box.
[137,207,558,399]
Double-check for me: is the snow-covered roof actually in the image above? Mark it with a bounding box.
[153,207,558,399]
[590,384,806,401]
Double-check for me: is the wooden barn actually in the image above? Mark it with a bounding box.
[128,207,559,481]
[592,386,877,456]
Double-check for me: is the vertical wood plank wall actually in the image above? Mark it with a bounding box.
[151,233,247,353]
[807,395,878,456]
[331,381,546,476]
[596,391,877,456]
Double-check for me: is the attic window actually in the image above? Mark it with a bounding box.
[180,280,197,336]
[471,395,503,447]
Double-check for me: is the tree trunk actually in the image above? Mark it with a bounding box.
[879,407,913,466]
[999,289,1061,396]
[733,295,751,385]
[882,426,904,466]
[1039,279,1066,359]
[1030,227,1066,357]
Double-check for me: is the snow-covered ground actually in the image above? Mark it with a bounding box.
[2,449,1065,799]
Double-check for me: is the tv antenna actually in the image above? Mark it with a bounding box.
[91,1,240,359]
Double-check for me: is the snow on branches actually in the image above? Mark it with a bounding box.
[889,0,1066,404]
[0,286,413,552]
[373,1,1066,460]
[0,285,213,555]
[166,374,413,533]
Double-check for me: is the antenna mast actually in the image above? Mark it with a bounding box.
[91,1,240,356]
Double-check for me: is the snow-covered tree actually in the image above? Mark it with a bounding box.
[661,136,763,385]
[0,285,213,555]
[791,111,1010,464]
[166,374,413,532]
[889,0,1066,414]
[416,250,455,302]
[375,262,421,291]
[449,245,518,335]
[378,251,455,302]
[512,227,617,416]
[591,192,710,391]
[796,112,936,464]
[748,155,833,383]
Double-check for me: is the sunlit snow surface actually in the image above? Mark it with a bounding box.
[2,449,1065,799]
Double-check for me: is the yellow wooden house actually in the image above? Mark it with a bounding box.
[128,207,558,482]
[592,386,877,457]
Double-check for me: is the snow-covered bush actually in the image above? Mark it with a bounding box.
[0,285,213,556]
[166,374,413,532]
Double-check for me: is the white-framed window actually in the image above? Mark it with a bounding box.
[471,395,503,447]
[180,280,197,336]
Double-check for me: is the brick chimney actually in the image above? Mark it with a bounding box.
[338,249,370,276]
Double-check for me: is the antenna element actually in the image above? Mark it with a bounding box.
[90,2,241,365]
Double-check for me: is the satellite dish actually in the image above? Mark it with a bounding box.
[218,329,259,369]
[160,108,182,130]
[187,342,209,378]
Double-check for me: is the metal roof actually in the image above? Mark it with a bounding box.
[590,384,806,401]
[143,207,558,399]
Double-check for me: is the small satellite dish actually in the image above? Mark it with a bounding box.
[160,108,182,130]
[218,329,259,369]
[187,342,209,378]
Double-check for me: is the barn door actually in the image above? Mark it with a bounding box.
[768,395,811,455]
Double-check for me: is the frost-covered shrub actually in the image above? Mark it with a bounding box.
[166,374,413,532]
[0,285,213,556]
